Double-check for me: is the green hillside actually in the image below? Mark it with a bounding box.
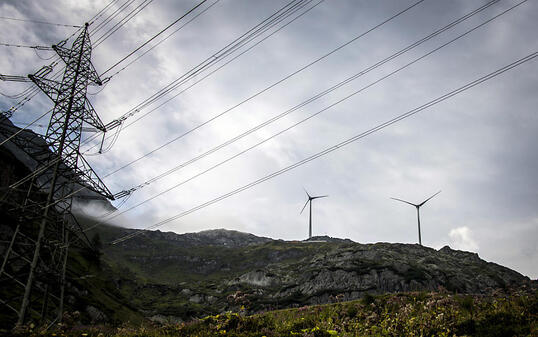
[10,286,537,336]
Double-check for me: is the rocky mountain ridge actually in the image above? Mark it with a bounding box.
[88,224,531,323]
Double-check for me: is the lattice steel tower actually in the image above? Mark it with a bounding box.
[0,23,113,327]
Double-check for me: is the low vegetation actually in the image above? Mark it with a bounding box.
[9,285,537,337]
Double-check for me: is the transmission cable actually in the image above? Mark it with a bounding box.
[110,50,538,244]
[106,0,503,189]
[0,16,81,28]
[1,0,124,117]
[93,0,155,46]
[0,43,53,51]
[94,0,427,172]
[0,109,53,147]
[82,0,521,228]
[90,0,138,35]
[110,0,317,122]
[100,0,210,76]
[81,0,516,230]
[82,0,425,156]
[79,0,321,149]
[2,0,141,113]
[89,0,123,26]
[104,0,222,79]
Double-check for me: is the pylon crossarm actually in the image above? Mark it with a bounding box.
[28,75,60,101]
[83,99,106,131]
[73,154,114,199]
[87,62,102,86]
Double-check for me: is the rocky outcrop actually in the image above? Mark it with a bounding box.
[133,228,273,248]
[260,243,530,306]
[101,227,530,320]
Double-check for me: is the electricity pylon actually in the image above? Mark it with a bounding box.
[0,23,113,327]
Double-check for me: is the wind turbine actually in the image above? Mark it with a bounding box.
[390,190,441,245]
[300,189,328,239]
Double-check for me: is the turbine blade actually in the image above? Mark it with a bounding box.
[303,187,311,199]
[312,195,328,199]
[419,190,441,206]
[390,197,418,207]
[300,199,309,214]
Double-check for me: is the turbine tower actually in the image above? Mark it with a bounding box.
[390,190,441,245]
[300,189,328,239]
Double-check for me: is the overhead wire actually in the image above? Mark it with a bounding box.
[93,0,156,46]
[100,0,313,104]
[1,0,157,191]
[0,43,53,50]
[82,0,520,229]
[107,0,503,191]
[103,0,321,115]
[34,48,57,61]
[12,0,325,210]
[1,0,135,119]
[29,0,322,196]
[100,0,210,76]
[89,0,124,26]
[0,109,53,147]
[104,0,223,79]
[113,0,317,121]
[2,0,138,113]
[79,0,321,149]
[110,49,538,244]
[0,16,82,28]
[90,0,138,36]
[92,0,427,173]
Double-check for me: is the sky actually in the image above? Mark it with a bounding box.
[0,0,536,279]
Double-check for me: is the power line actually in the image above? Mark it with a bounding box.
[106,0,318,117]
[100,0,210,76]
[114,0,320,127]
[85,0,519,228]
[0,0,132,124]
[103,0,223,79]
[107,0,503,191]
[0,43,53,50]
[95,0,427,173]
[110,50,538,244]
[90,0,138,35]
[32,0,323,200]
[79,0,321,149]
[93,0,155,46]
[89,0,123,26]
[22,0,323,201]
[1,0,131,118]
[0,16,82,28]
[0,109,53,147]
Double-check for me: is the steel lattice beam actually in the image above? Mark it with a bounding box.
[0,23,111,327]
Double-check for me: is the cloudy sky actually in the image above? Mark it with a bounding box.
[1,0,536,278]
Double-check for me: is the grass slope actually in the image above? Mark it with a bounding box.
[10,285,537,336]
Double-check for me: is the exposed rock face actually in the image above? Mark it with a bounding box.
[131,228,273,248]
[266,243,528,305]
[99,225,531,321]
[233,270,279,287]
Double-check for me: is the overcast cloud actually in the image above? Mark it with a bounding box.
[1,0,537,278]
